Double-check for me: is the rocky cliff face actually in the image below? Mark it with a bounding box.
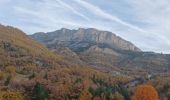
[31,28,141,52]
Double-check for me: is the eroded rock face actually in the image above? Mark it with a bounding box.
[85,45,120,56]
[31,28,141,53]
[51,47,84,65]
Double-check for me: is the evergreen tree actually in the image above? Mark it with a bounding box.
[118,85,131,100]
[31,83,48,100]
[4,76,11,86]
[43,73,48,80]
[29,72,36,80]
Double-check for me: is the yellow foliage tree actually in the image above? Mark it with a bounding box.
[5,66,16,75]
[0,91,24,100]
[110,92,124,100]
[132,84,159,100]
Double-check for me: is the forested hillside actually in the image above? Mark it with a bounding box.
[0,24,169,100]
[0,24,133,100]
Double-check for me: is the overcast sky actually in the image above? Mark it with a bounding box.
[0,0,170,53]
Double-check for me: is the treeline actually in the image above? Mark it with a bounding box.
[0,66,162,100]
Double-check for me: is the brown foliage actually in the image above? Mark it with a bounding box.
[93,96,100,100]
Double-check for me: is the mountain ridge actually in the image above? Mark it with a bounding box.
[31,28,141,52]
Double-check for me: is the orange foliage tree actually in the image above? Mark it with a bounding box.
[93,96,100,100]
[79,90,92,100]
[132,84,159,100]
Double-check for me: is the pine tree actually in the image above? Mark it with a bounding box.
[43,73,48,80]
[31,83,48,100]
[4,76,11,86]
[29,72,36,80]
[118,86,131,100]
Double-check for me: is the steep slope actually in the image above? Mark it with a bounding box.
[51,47,84,65]
[0,24,62,68]
[118,52,170,73]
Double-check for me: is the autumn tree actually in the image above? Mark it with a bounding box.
[0,71,5,80]
[110,92,124,100]
[0,91,24,100]
[132,85,159,100]
[79,90,92,100]
[5,66,16,75]
[93,96,100,100]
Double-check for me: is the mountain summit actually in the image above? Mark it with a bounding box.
[31,28,141,52]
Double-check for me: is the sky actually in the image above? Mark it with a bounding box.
[0,0,170,53]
